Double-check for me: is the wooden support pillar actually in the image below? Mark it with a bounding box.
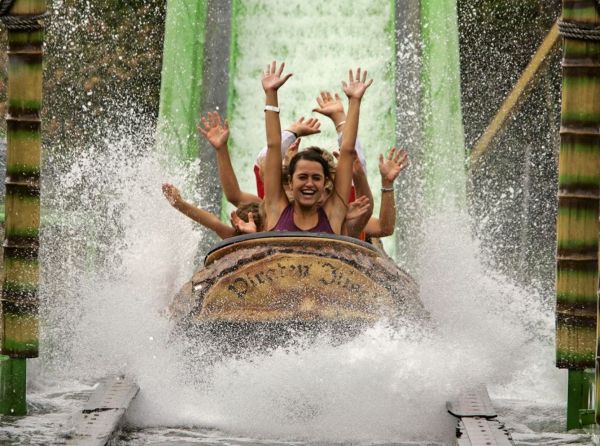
[555,0,600,429]
[0,0,46,416]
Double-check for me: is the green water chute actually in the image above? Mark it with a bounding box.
[158,0,467,264]
[420,0,467,212]
[158,0,208,163]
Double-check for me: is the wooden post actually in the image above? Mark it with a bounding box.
[0,0,46,416]
[469,22,560,166]
[555,0,600,428]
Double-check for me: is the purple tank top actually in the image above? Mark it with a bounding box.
[271,204,334,233]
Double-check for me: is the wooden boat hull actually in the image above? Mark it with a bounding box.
[169,233,425,338]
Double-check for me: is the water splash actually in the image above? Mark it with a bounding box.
[32,125,562,443]
[18,1,568,443]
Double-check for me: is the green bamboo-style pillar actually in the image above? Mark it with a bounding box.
[556,0,600,429]
[0,0,45,416]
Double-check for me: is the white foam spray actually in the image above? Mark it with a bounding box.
[32,123,564,443]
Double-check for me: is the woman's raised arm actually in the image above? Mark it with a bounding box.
[198,111,260,206]
[162,183,236,240]
[326,68,372,228]
[261,61,293,227]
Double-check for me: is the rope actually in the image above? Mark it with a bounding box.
[559,19,600,41]
[1,12,48,31]
[0,0,13,16]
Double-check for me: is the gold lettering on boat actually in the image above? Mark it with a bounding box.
[199,253,393,322]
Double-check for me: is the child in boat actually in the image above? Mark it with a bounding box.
[261,61,372,234]
[162,183,263,239]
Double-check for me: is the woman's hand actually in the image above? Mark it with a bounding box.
[198,112,229,149]
[231,211,258,234]
[196,112,229,150]
[345,195,371,225]
[313,91,345,118]
[283,137,301,166]
[262,61,292,92]
[352,155,363,176]
[287,117,321,137]
[162,183,182,206]
[342,68,373,100]
[379,148,409,185]
[197,111,229,150]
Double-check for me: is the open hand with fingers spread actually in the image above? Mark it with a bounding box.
[379,148,409,186]
[262,61,293,92]
[313,91,345,120]
[342,67,373,100]
[231,210,257,234]
[197,111,229,150]
[287,117,321,137]
[345,195,371,226]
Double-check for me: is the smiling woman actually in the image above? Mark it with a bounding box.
[270,148,333,232]
[261,61,372,235]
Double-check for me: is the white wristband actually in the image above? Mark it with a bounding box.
[264,105,280,113]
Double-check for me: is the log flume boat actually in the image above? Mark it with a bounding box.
[168,232,426,353]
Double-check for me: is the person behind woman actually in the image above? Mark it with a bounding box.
[253,116,321,199]
[261,61,372,234]
[198,111,305,206]
[162,183,262,239]
[344,147,410,239]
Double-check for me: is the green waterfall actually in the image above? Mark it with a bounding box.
[157,0,467,260]
[157,0,207,163]
[420,0,467,212]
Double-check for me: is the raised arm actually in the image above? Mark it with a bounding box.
[198,112,260,206]
[344,157,374,237]
[261,61,293,227]
[325,68,372,229]
[313,91,346,130]
[255,118,318,169]
[313,91,367,171]
[162,183,236,240]
[365,148,409,237]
